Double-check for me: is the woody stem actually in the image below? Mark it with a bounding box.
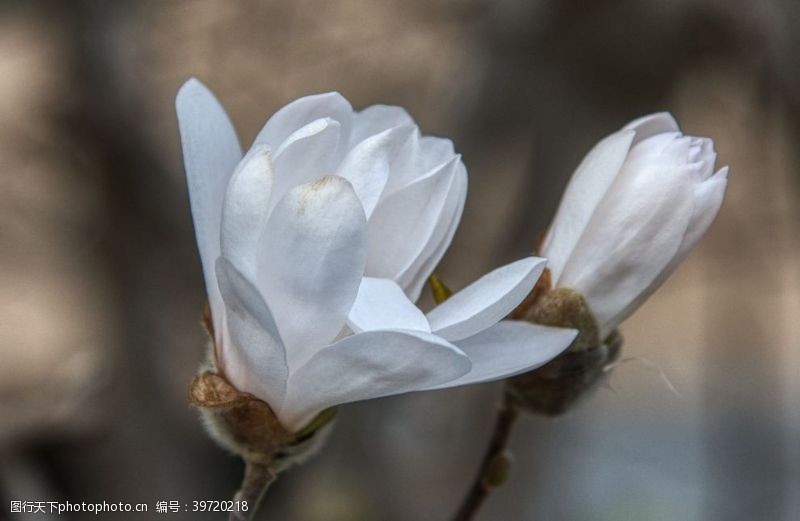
[451,393,520,521]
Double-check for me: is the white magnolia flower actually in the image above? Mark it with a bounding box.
[541,112,729,339]
[176,79,576,430]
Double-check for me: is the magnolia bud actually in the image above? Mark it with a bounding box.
[508,112,727,416]
[539,113,728,339]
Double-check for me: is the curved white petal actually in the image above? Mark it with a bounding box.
[253,92,352,156]
[381,128,423,195]
[399,160,467,301]
[279,330,471,430]
[220,145,273,279]
[679,167,728,258]
[216,257,287,409]
[603,167,728,332]
[336,125,416,218]
[426,257,547,341]
[347,277,430,333]
[257,176,367,370]
[350,104,414,146]
[366,157,458,281]
[419,135,456,172]
[623,112,680,146]
[425,321,577,390]
[560,161,696,337]
[269,118,341,213]
[540,129,635,283]
[176,78,242,342]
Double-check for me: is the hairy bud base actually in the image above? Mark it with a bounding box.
[508,283,623,415]
[189,371,335,470]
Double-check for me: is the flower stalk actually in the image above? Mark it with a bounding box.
[228,461,276,521]
[451,393,519,521]
[189,368,335,521]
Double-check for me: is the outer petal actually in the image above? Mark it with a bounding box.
[350,104,414,146]
[269,118,341,213]
[381,128,424,195]
[176,78,242,342]
[347,277,430,333]
[540,129,635,283]
[253,92,353,158]
[678,167,728,258]
[336,125,416,218]
[216,258,287,409]
[559,160,696,337]
[426,257,547,341]
[220,144,273,279]
[419,135,456,172]
[623,112,680,146]
[279,330,471,430]
[365,156,458,281]
[604,167,728,332]
[257,176,367,370]
[402,162,468,301]
[425,321,577,390]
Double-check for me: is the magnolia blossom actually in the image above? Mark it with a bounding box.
[176,79,576,430]
[541,112,728,339]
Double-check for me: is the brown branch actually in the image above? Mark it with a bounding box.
[451,394,519,521]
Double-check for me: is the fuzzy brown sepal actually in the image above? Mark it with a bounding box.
[515,286,599,352]
[506,330,622,416]
[189,371,335,470]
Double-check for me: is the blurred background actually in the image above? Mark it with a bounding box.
[1,0,798,519]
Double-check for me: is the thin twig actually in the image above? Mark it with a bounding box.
[451,394,520,521]
[228,461,277,521]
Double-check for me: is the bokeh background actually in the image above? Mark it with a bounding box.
[1,0,799,519]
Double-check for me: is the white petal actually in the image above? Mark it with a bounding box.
[399,160,467,301]
[604,167,728,331]
[279,330,471,430]
[176,78,242,343]
[540,129,635,283]
[257,176,367,370]
[559,161,696,337]
[336,125,416,218]
[427,257,547,341]
[419,135,456,172]
[350,104,414,146]
[680,167,728,257]
[269,118,341,213]
[381,134,458,196]
[347,277,430,333]
[623,112,680,145]
[216,257,287,409]
[381,128,424,195]
[365,157,458,281]
[425,321,577,390]
[253,92,352,155]
[220,145,273,279]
